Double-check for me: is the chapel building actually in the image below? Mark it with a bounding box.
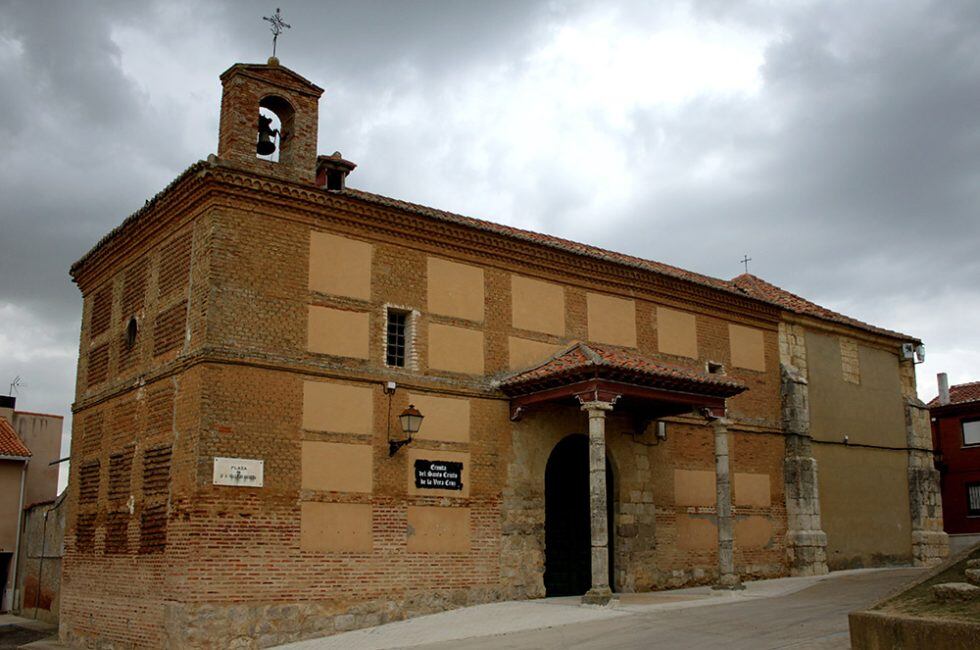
[61,59,947,648]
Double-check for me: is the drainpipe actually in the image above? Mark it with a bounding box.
[4,456,28,613]
[33,506,49,619]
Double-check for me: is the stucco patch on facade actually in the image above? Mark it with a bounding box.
[408,393,470,443]
[406,506,471,553]
[301,441,373,493]
[308,305,370,358]
[300,502,374,552]
[508,337,562,371]
[673,469,716,507]
[309,231,373,300]
[813,444,912,568]
[729,324,766,371]
[511,275,564,336]
[427,257,485,322]
[428,323,484,374]
[656,307,698,359]
[734,472,772,507]
[302,380,374,434]
[586,292,636,348]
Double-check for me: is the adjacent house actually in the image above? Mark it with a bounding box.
[0,395,63,612]
[930,374,980,553]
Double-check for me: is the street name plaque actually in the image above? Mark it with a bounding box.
[213,457,264,487]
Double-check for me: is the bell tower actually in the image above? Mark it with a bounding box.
[217,58,324,183]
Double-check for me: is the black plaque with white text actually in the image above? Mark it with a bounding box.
[414,459,464,491]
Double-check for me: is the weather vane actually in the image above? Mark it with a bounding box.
[263,8,291,58]
[741,254,752,274]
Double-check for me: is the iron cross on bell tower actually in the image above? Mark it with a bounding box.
[263,8,291,59]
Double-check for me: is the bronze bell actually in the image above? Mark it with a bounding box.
[256,114,278,156]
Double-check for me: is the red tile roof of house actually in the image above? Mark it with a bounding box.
[0,416,31,458]
[498,342,746,397]
[927,381,980,408]
[731,273,916,342]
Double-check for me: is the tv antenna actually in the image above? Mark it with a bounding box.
[9,375,24,396]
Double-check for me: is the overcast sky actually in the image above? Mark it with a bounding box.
[2,0,979,480]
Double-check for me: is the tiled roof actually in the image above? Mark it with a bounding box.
[341,188,747,297]
[0,416,31,458]
[927,381,980,408]
[498,342,746,397]
[731,273,916,342]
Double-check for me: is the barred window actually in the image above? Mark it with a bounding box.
[386,310,408,367]
[968,483,980,517]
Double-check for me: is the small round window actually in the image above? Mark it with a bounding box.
[125,317,139,348]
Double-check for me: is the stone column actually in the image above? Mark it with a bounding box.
[711,416,741,589]
[781,364,829,575]
[580,400,614,605]
[906,397,948,566]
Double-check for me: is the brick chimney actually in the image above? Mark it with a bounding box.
[0,394,14,423]
[316,152,357,190]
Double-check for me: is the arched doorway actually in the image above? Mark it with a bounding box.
[544,434,614,596]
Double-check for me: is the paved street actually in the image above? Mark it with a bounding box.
[281,568,921,650]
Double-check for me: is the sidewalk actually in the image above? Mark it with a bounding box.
[0,614,60,649]
[277,568,910,650]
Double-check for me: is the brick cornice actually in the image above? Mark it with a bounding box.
[203,162,781,327]
[70,159,782,324]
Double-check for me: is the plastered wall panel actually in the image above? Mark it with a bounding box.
[307,306,369,358]
[674,469,715,506]
[407,506,471,553]
[675,515,716,550]
[302,380,374,434]
[300,502,373,552]
[511,275,564,335]
[428,324,484,374]
[406,448,471,498]
[733,473,771,507]
[308,231,373,300]
[586,293,637,347]
[301,441,373,493]
[427,257,484,322]
[734,516,773,548]
[813,444,912,568]
[657,307,698,358]
[508,337,561,370]
[807,331,906,446]
[408,393,470,443]
[729,324,766,371]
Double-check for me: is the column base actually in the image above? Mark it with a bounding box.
[712,574,745,590]
[581,587,615,606]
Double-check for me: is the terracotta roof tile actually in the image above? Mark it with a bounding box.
[498,342,745,397]
[0,417,31,458]
[341,188,745,296]
[731,273,916,342]
[927,381,980,408]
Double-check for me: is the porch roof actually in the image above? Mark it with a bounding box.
[497,342,746,421]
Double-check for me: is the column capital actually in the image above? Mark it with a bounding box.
[579,399,615,414]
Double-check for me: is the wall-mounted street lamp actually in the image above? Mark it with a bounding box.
[383,380,425,457]
[389,404,424,457]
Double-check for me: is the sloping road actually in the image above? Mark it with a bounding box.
[408,568,919,650]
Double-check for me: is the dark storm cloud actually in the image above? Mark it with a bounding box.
[1,0,978,435]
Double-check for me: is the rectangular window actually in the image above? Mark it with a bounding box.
[386,310,408,367]
[963,419,980,447]
[968,483,980,517]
